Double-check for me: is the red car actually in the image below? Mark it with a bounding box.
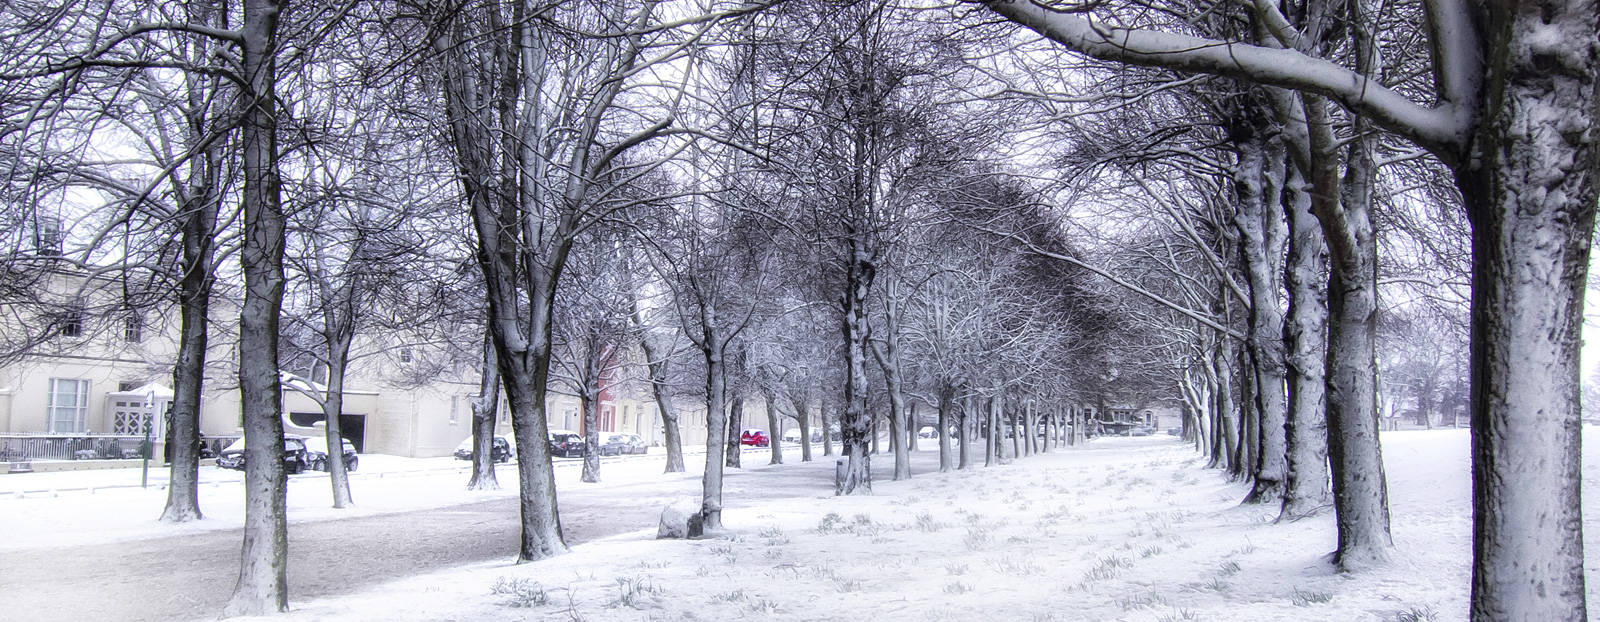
[739,429,770,447]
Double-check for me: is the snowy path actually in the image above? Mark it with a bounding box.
[0,445,826,622]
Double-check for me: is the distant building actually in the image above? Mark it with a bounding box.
[0,266,655,459]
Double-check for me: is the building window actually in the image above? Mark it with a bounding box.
[399,347,413,363]
[449,395,459,424]
[47,378,89,433]
[123,313,143,342]
[36,215,62,256]
[118,381,140,392]
[56,302,84,339]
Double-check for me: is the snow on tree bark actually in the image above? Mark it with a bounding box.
[223,0,288,614]
[837,248,874,494]
[468,332,501,491]
[1233,107,1291,505]
[699,321,728,530]
[1279,166,1331,520]
[1461,1,1598,614]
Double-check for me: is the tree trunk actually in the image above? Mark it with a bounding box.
[1213,339,1239,474]
[160,183,216,523]
[907,401,917,452]
[872,335,909,479]
[1318,105,1391,569]
[322,344,354,508]
[725,396,743,469]
[764,389,782,465]
[837,251,874,494]
[1279,165,1330,520]
[937,384,952,472]
[700,338,728,530]
[1235,119,1291,504]
[1461,4,1598,613]
[958,396,972,469]
[1235,345,1257,482]
[791,393,813,462]
[580,385,600,483]
[467,330,501,491]
[631,297,683,473]
[224,1,288,615]
[822,402,834,457]
[1007,402,1020,460]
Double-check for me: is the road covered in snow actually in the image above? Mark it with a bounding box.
[5,430,1600,621]
[0,445,812,622]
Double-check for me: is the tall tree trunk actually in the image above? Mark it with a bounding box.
[907,401,917,452]
[837,252,874,494]
[1279,165,1330,520]
[937,383,952,471]
[630,292,683,473]
[224,0,288,614]
[790,392,813,462]
[1235,118,1291,504]
[1215,341,1240,474]
[1235,345,1257,481]
[160,176,217,523]
[700,335,728,530]
[1462,2,1598,614]
[871,335,909,480]
[580,384,600,483]
[958,395,972,469]
[982,395,996,467]
[322,338,354,508]
[432,3,569,565]
[502,357,565,561]
[160,6,225,522]
[1319,109,1391,569]
[821,401,834,457]
[764,389,782,465]
[467,331,501,491]
[725,396,743,469]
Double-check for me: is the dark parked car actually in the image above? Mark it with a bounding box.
[599,433,646,456]
[215,436,311,474]
[453,435,513,463]
[739,429,770,447]
[305,436,359,472]
[548,430,587,458]
[162,432,217,464]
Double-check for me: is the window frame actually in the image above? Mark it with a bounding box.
[47,378,90,434]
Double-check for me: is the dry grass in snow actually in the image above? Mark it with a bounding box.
[209,429,1600,621]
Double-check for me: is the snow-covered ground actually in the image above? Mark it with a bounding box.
[7,429,1599,620]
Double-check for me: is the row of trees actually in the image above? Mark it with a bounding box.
[2,0,1591,619]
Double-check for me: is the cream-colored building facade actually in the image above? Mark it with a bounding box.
[0,267,658,458]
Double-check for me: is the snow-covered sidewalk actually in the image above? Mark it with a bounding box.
[210,428,1600,622]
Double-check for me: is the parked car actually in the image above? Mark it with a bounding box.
[305,436,360,472]
[453,435,513,463]
[739,429,770,447]
[781,429,802,444]
[599,433,647,456]
[1166,427,1182,437]
[918,426,939,439]
[548,430,587,458]
[163,432,216,464]
[215,436,311,474]
[1130,427,1151,437]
